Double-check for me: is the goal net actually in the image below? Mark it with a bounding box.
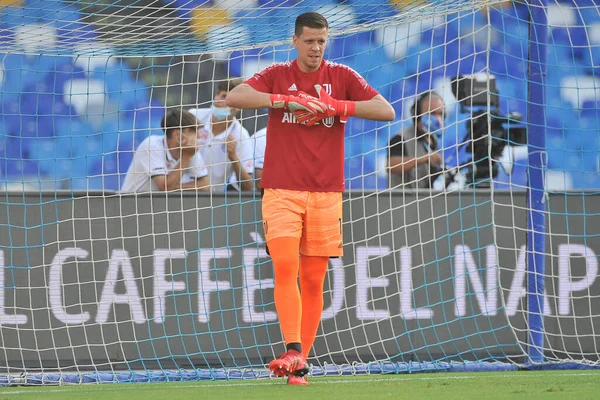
[0,0,599,385]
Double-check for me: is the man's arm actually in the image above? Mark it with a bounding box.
[226,83,327,116]
[152,153,194,191]
[152,153,211,191]
[308,87,395,125]
[254,168,263,190]
[387,155,425,175]
[230,158,254,191]
[226,134,255,192]
[180,176,210,191]
[387,153,442,175]
[354,94,395,122]
[225,83,272,109]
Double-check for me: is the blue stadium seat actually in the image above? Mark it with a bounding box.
[4,159,40,178]
[45,65,87,95]
[258,0,295,7]
[345,156,367,190]
[420,17,458,47]
[0,6,38,27]
[580,173,600,190]
[99,121,121,153]
[29,2,81,27]
[581,150,599,172]
[580,99,600,119]
[489,1,529,29]
[171,0,212,19]
[7,115,60,138]
[344,0,396,24]
[547,148,569,171]
[2,54,51,94]
[551,26,589,48]
[55,118,92,138]
[56,21,97,46]
[121,100,165,131]
[21,137,59,161]
[227,48,263,78]
[0,135,24,161]
[19,82,77,119]
[49,156,90,180]
[327,32,373,61]
[580,6,600,25]
[99,153,123,190]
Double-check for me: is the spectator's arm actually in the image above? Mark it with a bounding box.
[152,153,194,191]
[229,157,254,191]
[180,176,210,191]
[254,168,263,190]
[387,155,426,175]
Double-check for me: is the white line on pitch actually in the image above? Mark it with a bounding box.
[0,372,598,396]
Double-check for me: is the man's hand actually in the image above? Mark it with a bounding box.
[293,85,357,126]
[180,134,197,156]
[313,84,355,123]
[226,134,238,161]
[428,152,443,166]
[292,91,328,125]
[269,93,327,116]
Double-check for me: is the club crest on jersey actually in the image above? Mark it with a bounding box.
[322,116,335,127]
[322,83,332,95]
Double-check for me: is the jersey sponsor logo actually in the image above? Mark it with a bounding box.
[282,112,335,127]
[288,83,297,91]
[282,112,299,124]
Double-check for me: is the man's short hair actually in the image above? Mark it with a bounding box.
[161,108,198,138]
[410,91,443,124]
[217,77,243,94]
[295,12,329,37]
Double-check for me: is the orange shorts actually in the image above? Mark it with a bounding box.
[262,188,343,257]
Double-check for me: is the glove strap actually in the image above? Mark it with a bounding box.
[270,94,288,109]
[338,100,356,118]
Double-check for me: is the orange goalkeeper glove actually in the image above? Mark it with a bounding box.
[269,93,327,119]
[314,84,355,123]
[291,91,328,126]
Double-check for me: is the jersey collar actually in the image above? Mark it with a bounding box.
[164,136,177,163]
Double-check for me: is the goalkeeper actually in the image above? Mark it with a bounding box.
[226,11,395,385]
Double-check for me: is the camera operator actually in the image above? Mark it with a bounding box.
[441,74,527,190]
[387,91,445,189]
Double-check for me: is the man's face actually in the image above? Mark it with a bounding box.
[293,26,328,73]
[213,90,238,120]
[213,90,227,107]
[418,95,445,133]
[178,126,201,149]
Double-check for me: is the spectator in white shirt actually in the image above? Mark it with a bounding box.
[121,109,210,193]
[189,78,255,192]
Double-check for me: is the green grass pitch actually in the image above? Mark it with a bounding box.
[1,370,599,399]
